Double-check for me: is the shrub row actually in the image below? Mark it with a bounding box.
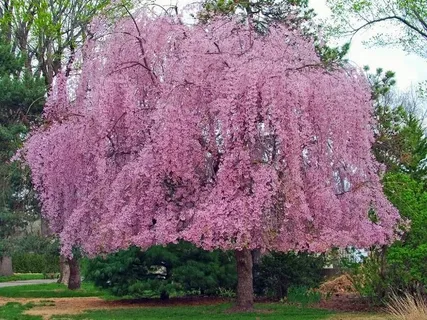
[12,253,59,274]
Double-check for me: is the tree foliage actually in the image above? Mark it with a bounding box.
[21,12,400,258]
[349,172,427,300]
[326,0,427,57]
[199,0,315,33]
[253,251,325,299]
[200,0,350,67]
[368,67,427,179]
[0,35,45,256]
[84,242,237,298]
[344,67,427,300]
[0,0,123,85]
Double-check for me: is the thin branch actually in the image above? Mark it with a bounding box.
[109,112,127,134]
[121,3,156,83]
[26,96,46,115]
[108,61,151,75]
[122,3,142,40]
[351,15,427,40]
[105,112,127,157]
[214,42,221,53]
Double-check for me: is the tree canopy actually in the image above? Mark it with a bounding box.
[22,12,400,258]
[326,0,427,58]
[0,35,45,256]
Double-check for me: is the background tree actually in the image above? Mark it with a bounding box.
[253,252,325,299]
[0,0,132,287]
[200,0,351,67]
[22,12,400,309]
[84,242,237,299]
[383,173,427,294]
[325,0,427,58]
[368,67,427,180]
[343,67,427,301]
[0,34,45,273]
[0,0,115,86]
[199,0,315,33]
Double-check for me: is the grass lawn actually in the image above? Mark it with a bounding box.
[0,283,388,320]
[0,301,334,320]
[0,282,110,298]
[0,273,47,282]
[52,304,333,320]
[0,302,42,320]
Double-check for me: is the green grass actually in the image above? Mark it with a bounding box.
[0,273,47,282]
[0,302,331,320]
[0,282,110,298]
[0,302,42,319]
[51,304,333,320]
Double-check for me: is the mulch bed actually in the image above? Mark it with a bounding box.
[314,293,384,313]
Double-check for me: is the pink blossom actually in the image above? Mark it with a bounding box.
[23,14,400,257]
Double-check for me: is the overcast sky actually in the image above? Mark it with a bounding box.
[309,0,427,91]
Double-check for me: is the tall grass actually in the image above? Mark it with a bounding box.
[386,292,427,320]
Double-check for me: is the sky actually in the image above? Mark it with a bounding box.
[309,0,427,91]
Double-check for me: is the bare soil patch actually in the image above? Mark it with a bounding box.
[0,294,387,319]
[0,296,230,320]
[315,292,380,312]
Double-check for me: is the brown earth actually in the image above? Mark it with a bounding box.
[0,296,230,320]
[0,289,386,320]
[314,292,382,312]
[314,274,383,313]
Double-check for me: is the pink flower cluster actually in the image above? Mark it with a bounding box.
[24,14,400,256]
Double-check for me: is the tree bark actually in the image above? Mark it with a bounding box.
[235,249,254,310]
[57,255,70,285]
[0,257,13,276]
[67,256,81,290]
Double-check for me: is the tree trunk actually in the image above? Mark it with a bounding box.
[0,256,13,276]
[57,255,70,285]
[40,216,51,236]
[67,257,81,290]
[235,249,254,310]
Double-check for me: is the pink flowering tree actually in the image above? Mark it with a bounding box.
[22,11,400,308]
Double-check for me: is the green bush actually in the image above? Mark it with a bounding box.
[344,173,427,302]
[11,235,60,274]
[12,253,59,273]
[287,286,322,306]
[84,242,237,298]
[253,251,325,299]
